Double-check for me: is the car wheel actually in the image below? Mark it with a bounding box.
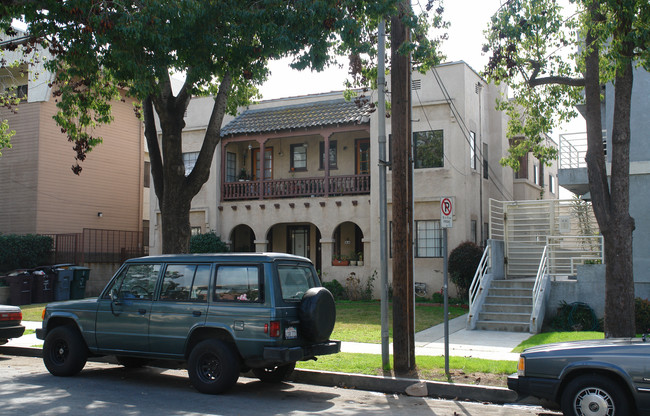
[43,325,88,377]
[560,374,630,416]
[116,356,150,368]
[187,339,239,394]
[252,362,296,383]
[299,287,336,343]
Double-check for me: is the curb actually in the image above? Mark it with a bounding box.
[2,345,520,405]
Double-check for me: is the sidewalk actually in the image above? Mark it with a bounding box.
[9,314,529,361]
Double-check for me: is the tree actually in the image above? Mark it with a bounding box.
[483,0,650,337]
[2,0,443,254]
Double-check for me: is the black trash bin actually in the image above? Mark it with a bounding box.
[54,268,72,301]
[69,266,90,299]
[32,269,55,303]
[6,272,33,305]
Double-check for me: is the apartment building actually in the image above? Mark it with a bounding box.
[149,61,555,297]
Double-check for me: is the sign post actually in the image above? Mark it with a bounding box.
[441,197,453,376]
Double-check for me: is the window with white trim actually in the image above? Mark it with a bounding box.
[415,220,443,258]
[183,152,199,176]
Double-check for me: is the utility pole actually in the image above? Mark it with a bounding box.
[391,0,415,375]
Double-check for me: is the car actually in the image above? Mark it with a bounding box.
[0,304,26,345]
[508,338,650,416]
[36,253,340,394]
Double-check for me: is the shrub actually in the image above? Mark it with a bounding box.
[0,234,54,272]
[635,298,650,334]
[189,231,229,253]
[447,241,483,301]
[548,301,602,331]
[323,279,346,300]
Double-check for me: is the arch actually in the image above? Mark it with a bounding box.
[230,224,256,252]
[332,221,364,263]
[265,222,323,271]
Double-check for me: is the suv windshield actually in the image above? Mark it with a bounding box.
[278,264,315,301]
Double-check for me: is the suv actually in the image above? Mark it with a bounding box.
[36,253,339,394]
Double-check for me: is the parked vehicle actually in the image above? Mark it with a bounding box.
[508,338,650,415]
[0,304,25,345]
[36,253,339,394]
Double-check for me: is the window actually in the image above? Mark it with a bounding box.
[278,265,314,301]
[549,175,556,194]
[103,264,161,300]
[160,264,211,302]
[191,226,202,236]
[356,139,370,174]
[319,141,337,169]
[483,143,489,179]
[253,148,273,180]
[414,130,444,168]
[226,152,237,182]
[214,265,261,302]
[415,220,443,257]
[483,222,489,247]
[470,131,476,170]
[515,154,528,179]
[183,152,199,176]
[290,144,307,171]
[471,220,477,244]
[143,161,151,188]
[533,164,539,185]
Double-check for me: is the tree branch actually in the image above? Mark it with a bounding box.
[528,59,585,87]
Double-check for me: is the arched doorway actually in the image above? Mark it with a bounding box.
[332,222,364,263]
[230,224,255,252]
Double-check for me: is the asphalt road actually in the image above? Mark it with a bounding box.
[0,355,560,416]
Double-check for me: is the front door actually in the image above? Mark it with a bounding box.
[288,226,310,259]
[252,147,273,180]
[96,263,161,353]
[356,139,370,175]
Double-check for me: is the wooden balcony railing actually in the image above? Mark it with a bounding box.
[222,174,370,201]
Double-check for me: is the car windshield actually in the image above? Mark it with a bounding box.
[278,265,315,301]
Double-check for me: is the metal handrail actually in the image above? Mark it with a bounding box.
[469,244,491,313]
[530,245,550,331]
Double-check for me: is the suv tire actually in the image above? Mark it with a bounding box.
[252,362,296,383]
[43,325,88,377]
[299,287,336,343]
[560,374,629,416]
[187,339,240,394]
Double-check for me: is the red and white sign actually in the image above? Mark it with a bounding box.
[441,197,453,228]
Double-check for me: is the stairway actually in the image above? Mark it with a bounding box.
[475,279,534,332]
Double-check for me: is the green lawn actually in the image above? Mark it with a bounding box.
[19,303,47,321]
[332,301,467,343]
[512,331,604,353]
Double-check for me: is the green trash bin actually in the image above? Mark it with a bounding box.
[69,266,90,299]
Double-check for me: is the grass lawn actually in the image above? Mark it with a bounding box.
[332,301,467,343]
[19,303,47,321]
[512,331,604,353]
[296,352,516,383]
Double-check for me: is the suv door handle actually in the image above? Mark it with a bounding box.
[192,311,202,317]
[138,309,147,315]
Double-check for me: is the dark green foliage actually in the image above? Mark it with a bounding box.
[189,232,229,254]
[0,234,54,272]
[323,279,346,301]
[447,241,483,301]
[548,301,602,332]
[635,298,650,334]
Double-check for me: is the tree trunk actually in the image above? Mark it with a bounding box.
[582,2,636,337]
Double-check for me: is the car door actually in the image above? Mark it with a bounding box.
[95,263,161,353]
[148,263,211,356]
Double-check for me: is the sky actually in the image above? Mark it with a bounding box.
[258,0,586,140]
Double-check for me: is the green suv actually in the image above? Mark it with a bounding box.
[36,253,340,394]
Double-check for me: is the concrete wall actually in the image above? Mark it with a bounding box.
[546,264,606,320]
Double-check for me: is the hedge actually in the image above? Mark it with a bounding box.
[0,234,54,272]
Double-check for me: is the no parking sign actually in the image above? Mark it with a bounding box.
[441,197,453,228]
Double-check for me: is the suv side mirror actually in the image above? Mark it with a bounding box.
[111,289,122,305]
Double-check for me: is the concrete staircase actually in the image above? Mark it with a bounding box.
[475,279,534,332]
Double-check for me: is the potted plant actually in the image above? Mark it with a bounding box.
[238,168,249,181]
[357,252,364,266]
[332,254,349,267]
[349,254,357,267]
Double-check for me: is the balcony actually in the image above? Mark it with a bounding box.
[558,131,606,197]
[223,174,370,201]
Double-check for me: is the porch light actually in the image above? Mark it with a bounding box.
[344,238,351,245]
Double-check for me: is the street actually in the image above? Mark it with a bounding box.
[0,354,560,416]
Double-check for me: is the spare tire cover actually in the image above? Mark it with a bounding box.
[298,287,336,343]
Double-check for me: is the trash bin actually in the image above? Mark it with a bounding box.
[32,269,55,303]
[6,272,33,305]
[69,266,90,299]
[54,269,72,301]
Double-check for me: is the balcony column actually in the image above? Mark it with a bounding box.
[258,139,266,200]
[323,133,330,196]
[320,238,335,273]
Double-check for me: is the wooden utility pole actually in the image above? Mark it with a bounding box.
[391,0,415,375]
